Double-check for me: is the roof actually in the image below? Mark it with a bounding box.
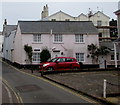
[114,9,120,15]
[42,10,74,20]
[78,13,88,17]
[100,38,120,53]
[93,11,110,19]
[18,21,98,34]
[50,10,74,18]
[100,42,114,49]
[3,25,17,36]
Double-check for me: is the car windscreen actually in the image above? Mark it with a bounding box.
[48,58,58,62]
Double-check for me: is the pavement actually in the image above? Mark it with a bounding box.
[20,69,120,105]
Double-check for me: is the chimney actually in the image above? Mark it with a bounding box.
[4,19,7,25]
[45,4,48,17]
[41,4,49,19]
[3,19,7,36]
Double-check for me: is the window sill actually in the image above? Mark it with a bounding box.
[32,42,43,44]
[53,42,64,44]
[32,61,41,63]
[74,42,85,44]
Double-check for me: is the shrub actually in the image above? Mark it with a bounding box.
[40,48,51,63]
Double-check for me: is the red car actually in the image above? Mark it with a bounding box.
[39,57,80,71]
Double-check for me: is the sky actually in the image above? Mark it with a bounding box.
[0,0,119,31]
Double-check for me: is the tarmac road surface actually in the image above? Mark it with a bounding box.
[2,60,99,104]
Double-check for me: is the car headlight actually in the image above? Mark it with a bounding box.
[43,63,50,67]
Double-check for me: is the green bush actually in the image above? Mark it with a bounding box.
[40,48,51,63]
[24,44,33,63]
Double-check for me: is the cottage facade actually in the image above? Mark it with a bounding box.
[3,21,99,66]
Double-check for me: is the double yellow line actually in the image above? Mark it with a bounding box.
[1,77,23,104]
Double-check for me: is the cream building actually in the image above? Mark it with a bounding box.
[41,5,110,41]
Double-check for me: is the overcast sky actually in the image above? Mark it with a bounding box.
[0,0,119,31]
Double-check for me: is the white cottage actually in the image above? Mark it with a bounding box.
[2,22,17,62]
[3,21,99,68]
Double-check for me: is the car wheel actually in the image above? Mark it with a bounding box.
[47,67,54,71]
[73,67,79,70]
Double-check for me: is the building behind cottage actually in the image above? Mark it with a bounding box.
[41,5,118,42]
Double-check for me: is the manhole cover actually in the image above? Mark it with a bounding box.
[16,84,41,93]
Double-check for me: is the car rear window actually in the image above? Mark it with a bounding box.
[65,58,74,62]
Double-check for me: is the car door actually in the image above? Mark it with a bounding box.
[65,58,74,70]
[56,58,66,70]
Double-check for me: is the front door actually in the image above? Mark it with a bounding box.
[53,51,60,58]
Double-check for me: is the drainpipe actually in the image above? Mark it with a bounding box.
[114,42,117,68]
[50,29,52,58]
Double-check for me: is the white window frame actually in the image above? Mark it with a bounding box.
[111,54,119,61]
[75,34,84,43]
[32,52,41,63]
[75,53,85,62]
[54,34,63,43]
[33,34,41,43]
[97,20,102,26]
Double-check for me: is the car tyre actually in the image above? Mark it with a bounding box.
[47,67,54,71]
[73,67,79,70]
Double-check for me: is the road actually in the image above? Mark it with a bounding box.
[2,61,98,104]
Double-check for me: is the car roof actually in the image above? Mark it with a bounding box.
[55,57,76,59]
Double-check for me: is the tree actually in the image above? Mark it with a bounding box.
[87,43,98,63]
[40,48,51,63]
[24,44,33,63]
[87,44,111,64]
[97,46,110,57]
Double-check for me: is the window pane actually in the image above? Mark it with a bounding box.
[97,21,102,26]
[54,34,62,42]
[33,34,41,42]
[111,55,114,60]
[75,53,84,62]
[32,53,40,62]
[75,34,83,42]
[111,54,119,60]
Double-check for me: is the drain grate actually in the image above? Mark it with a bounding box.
[16,84,41,93]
